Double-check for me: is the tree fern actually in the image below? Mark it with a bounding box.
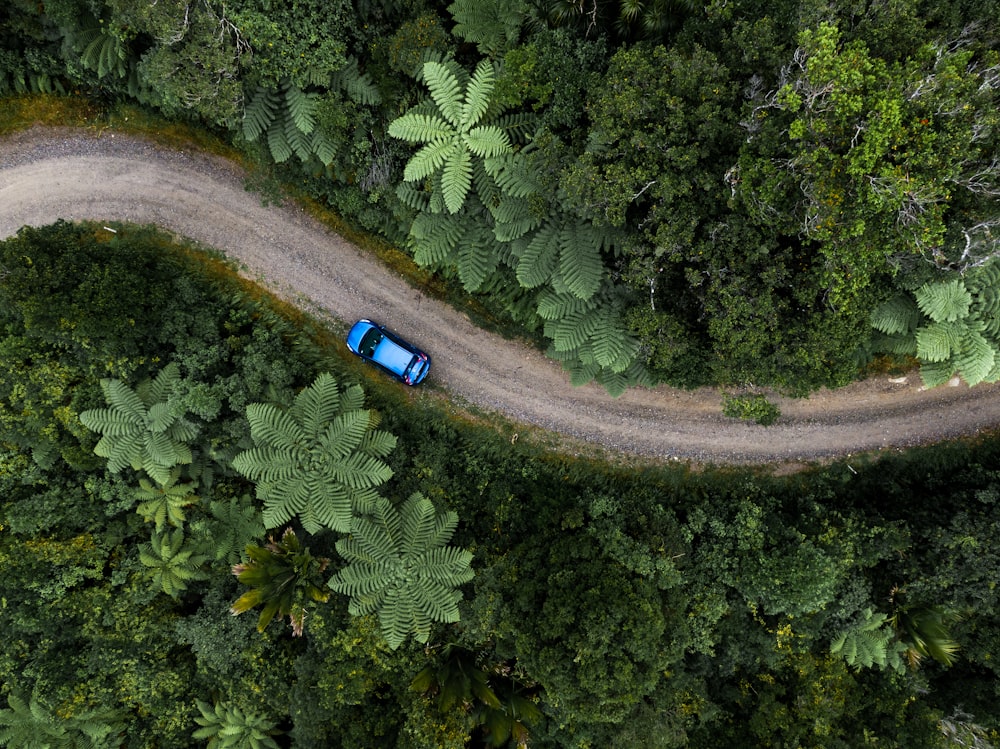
[230,527,329,636]
[448,0,529,58]
[243,83,334,165]
[135,466,199,531]
[77,23,128,80]
[831,608,906,672]
[389,59,514,214]
[79,363,198,485]
[193,700,281,749]
[231,373,396,534]
[0,693,124,749]
[915,279,973,323]
[139,528,209,598]
[328,494,475,649]
[329,57,382,105]
[198,495,266,564]
[873,264,1000,387]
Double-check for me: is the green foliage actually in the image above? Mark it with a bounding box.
[893,603,962,668]
[230,527,330,637]
[872,260,1000,386]
[737,21,1000,309]
[78,363,199,485]
[242,82,336,165]
[389,59,514,214]
[231,372,397,534]
[831,608,906,672]
[192,699,281,749]
[411,645,542,747]
[721,394,781,426]
[138,528,210,598]
[134,467,199,531]
[133,1,247,127]
[0,693,124,749]
[197,495,267,564]
[448,0,529,58]
[227,0,352,89]
[328,493,475,649]
[75,22,128,80]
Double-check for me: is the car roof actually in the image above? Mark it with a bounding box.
[373,336,414,376]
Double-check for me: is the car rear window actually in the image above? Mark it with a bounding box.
[359,328,383,357]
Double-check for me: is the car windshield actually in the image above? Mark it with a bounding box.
[359,328,383,357]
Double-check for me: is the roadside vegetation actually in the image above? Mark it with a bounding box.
[1,221,998,747]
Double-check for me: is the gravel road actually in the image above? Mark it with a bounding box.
[4,126,1000,466]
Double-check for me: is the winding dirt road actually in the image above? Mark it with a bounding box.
[3,126,1000,465]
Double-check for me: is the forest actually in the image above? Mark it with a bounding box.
[1,0,999,746]
[4,0,1000,395]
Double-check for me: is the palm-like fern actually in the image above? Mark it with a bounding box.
[537,287,643,374]
[448,0,530,58]
[830,608,906,672]
[135,467,199,531]
[328,493,475,649]
[230,527,330,637]
[139,528,209,598]
[411,645,542,745]
[231,373,397,534]
[199,495,266,564]
[79,363,198,485]
[405,197,503,291]
[872,261,1000,387]
[389,59,514,214]
[893,604,962,668]
[0,693,124,749]
[243,82,336,165]
[192,700,281,749]
[75,19,129,80]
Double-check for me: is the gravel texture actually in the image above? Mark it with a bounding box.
[4,126,1000,467]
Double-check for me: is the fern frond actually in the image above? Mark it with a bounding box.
[389,112,454,144]
[915,320,964,362]
[266,118,293,163]
[442,146,474,214]
[330,56,382,105]
[404,138,459,182]
[423,61,464,128]
[462,59,497,129]
[871,293,921,335]
[285,84,316,134]
[516,224,560,288]
[953,329,996,386]
[243,86,281,141]
[80,25,127,79]
[456,227,501,291]
[410,212,465,267]
[558,224,605,300]
[919,359,957,388]
[463,125,512,159]
[915,278,973,323]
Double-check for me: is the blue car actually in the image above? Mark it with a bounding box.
[346,319,431,386]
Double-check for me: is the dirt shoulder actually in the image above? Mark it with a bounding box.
[4,126,1000,466]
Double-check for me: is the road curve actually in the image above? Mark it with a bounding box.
[3,127,1000,464]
